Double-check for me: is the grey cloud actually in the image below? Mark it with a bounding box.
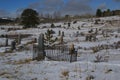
[28,2,41,9]
[113,0,120,2]
[7,0,93,17]
[0,9,10,17]
[15,8,25,17]
[16,8,25,14]
[98,3,107,10]
[2,0,120,18]
[61,0,92,15]
[43,0,63,7]
[28,0,64,13]
[0,9,17,18]
[27,0,93,15]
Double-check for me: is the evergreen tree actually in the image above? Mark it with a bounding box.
[44,29,57,46]
[20,8,39,28]
[96,9,102,17]
[107,9,111,16]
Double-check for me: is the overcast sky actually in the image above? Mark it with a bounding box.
[0,0,120,17]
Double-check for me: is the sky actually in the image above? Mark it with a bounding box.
[0,0,120,17]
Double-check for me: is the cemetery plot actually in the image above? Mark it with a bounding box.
[0,16,120,80]
[45,46,77,62]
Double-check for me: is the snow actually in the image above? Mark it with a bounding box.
[0,16,120,80]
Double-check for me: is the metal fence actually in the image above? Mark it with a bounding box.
[45,45,77,62]
[33,34,77,62]
[33,44,77,62]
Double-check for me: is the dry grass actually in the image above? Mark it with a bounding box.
[0,52,5,56]
[6,58,32,65]
[0,71,13,79]
[86,75,94,80]
[14,58,32,64]
[0,71,8,76]
[61,70,69,77]
[4,50,13,53]
[105,69,112,74]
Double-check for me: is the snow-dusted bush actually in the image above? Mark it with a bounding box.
[94,54,103,62]
[44,29,57,46]
[51,23,55,28]
[86,75,95,80]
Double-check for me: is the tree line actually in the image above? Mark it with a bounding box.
[1,8,120,28]
[96,9,120,17]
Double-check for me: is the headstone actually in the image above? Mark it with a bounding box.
[60,35,63,44]
[33,34,45,61]
[11,40,16,50]
[5,35,8,46]
[69,44,75,54]
[62,31,64,37]
[95,28,98,34]
[68,22,71,27]
[58,30,61,36]
[33,38,37,43]
[118,28,120,33]
[37,34,45,60]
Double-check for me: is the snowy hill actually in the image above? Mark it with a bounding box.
[0,16,120,80]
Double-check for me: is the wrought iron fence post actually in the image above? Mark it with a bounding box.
[69,44,75,62]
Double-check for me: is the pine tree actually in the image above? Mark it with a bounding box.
[96,9,102,17]
[20,8,39,28]
[44,29,57,46]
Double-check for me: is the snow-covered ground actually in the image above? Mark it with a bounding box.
[0,16,120,80]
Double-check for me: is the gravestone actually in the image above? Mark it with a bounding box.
[37,34,45,60]
[58,30,61,36]
[60,35,63,44]
[33,34,45,61]
[62,31,64,37]
[11,40,16,50]
[5,35,8,46]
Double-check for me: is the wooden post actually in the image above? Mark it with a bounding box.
[69,44,75,62]
[18,34,21,44]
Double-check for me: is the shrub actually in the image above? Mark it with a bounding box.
[51,23,55,28]
[86,75,95,80]
[73,21,77,24]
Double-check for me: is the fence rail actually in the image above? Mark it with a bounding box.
[33,44,77,62]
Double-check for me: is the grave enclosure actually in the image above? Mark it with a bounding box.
[33,34,77,62]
